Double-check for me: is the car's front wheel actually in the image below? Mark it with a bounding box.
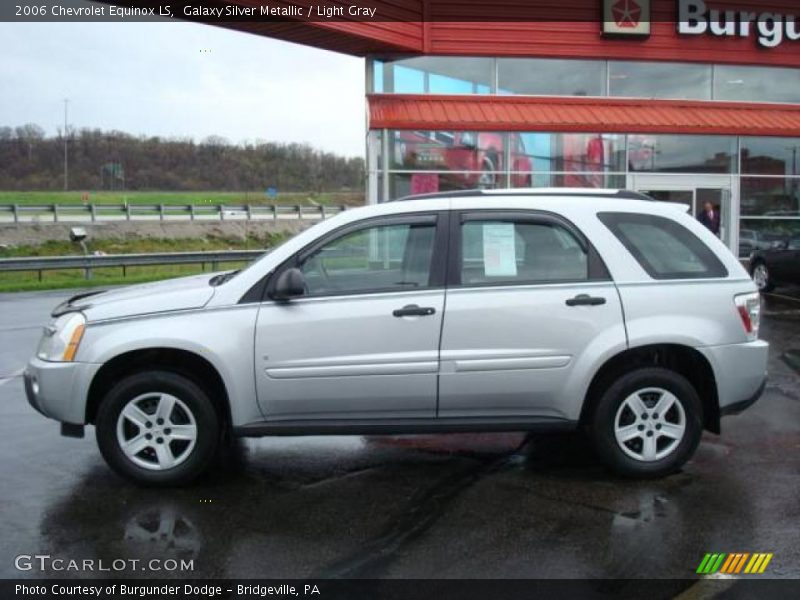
[95,371,220,486]
[588,368,703,478]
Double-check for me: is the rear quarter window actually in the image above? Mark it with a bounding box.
[598,212,728,280]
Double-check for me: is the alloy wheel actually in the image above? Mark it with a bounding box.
[116,393,197,471]
[613,387,686,462]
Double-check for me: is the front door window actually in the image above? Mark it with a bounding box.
[299,221,436,296]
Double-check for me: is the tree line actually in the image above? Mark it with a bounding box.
[0,124,365,192]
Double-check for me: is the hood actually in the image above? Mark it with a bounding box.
[57,273,218,322]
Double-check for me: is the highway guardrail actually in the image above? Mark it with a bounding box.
[0,203,345,223]
[0,250,266,281]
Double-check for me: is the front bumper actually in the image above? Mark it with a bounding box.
[24,357,99,426]
[698,339,768,416]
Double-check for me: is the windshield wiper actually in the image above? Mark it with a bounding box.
[209,270,240,286]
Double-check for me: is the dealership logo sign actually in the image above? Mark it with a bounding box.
[603,0,651,37]
[696,552,773,575]
[678,0,800,48]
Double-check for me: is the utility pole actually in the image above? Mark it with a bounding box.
[63,98,69,191]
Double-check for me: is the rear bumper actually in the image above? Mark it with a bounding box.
[698,339,768,416]
[719,376,766,416]
[24,357,99,425]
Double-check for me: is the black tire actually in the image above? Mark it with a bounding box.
[588,367,703,479]
[751,260,774,293]
[95,371,220,486]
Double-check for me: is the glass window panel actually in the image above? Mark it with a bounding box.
[715,65,800,103]
[429,73,474,94]
[511,133,626,180]
[300,222,436,295]
[460,220,588,285]
[388,172,499,200]
[381,57,492,94]
[599,213,727,279]
[372,59,384,93]
[628,135,735,173]
[497,58,606,97]
[389,171,506,200]
[740,177,800,217]
[609,61,711,99]
[393,65,425,93]
[388,130,507,174]
[511,173,627,188]
[741,137,800,176]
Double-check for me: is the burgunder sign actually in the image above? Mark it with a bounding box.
[602,0,651,37]
[678,0,800,48]
[603,0,800,48]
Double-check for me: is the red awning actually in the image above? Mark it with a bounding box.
[369,94,800,137]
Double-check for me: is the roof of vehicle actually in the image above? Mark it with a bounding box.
[375,188,690,218]
[393,188,654,202]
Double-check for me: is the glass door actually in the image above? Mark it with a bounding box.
[697,187,733,248]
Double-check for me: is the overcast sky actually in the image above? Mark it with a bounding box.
[0,22,366,157]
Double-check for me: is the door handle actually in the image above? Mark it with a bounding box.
[393,304,436,317]
[565,294,606,306]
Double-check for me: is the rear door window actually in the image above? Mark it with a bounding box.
[598,212,727,279]
[460,218,589,285]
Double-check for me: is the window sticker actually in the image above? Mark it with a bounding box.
[482,223,517,277]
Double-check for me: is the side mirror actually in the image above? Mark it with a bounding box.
[272,268,306,300]
[771,240,788,250]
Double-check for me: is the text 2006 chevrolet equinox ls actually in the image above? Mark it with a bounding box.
[25,189,768,485]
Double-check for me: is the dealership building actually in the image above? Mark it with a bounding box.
[238,0,800,256]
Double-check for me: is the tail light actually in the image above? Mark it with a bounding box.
[734,292,761,341]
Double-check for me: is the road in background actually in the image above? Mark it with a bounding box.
[0,289,798,581]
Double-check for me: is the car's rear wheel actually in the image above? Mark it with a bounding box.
[751,260,774,293]
[96,371,220,486]
[588,367,703,478]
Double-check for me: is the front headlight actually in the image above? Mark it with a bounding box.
[37,312,86,362]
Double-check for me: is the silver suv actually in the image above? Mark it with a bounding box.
[25,189,768,485]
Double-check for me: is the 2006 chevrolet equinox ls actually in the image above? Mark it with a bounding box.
[25,189,768,485]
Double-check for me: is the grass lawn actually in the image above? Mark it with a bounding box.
[0,234,286,258]
[0,190,363,206]
[0,234,288,293]
[0,263,250,293]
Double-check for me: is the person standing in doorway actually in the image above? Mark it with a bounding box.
[698,201,720,236]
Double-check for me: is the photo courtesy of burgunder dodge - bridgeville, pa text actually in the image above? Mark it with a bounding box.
[1,1,800,599]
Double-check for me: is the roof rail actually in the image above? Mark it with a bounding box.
[393,188,654,202]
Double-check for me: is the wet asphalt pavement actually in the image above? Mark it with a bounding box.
[0,288,798,581]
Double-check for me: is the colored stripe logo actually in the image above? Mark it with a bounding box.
[696,552,773,574]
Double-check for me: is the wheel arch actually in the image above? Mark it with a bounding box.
[86,347,231,430]
[580,343,720,434]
